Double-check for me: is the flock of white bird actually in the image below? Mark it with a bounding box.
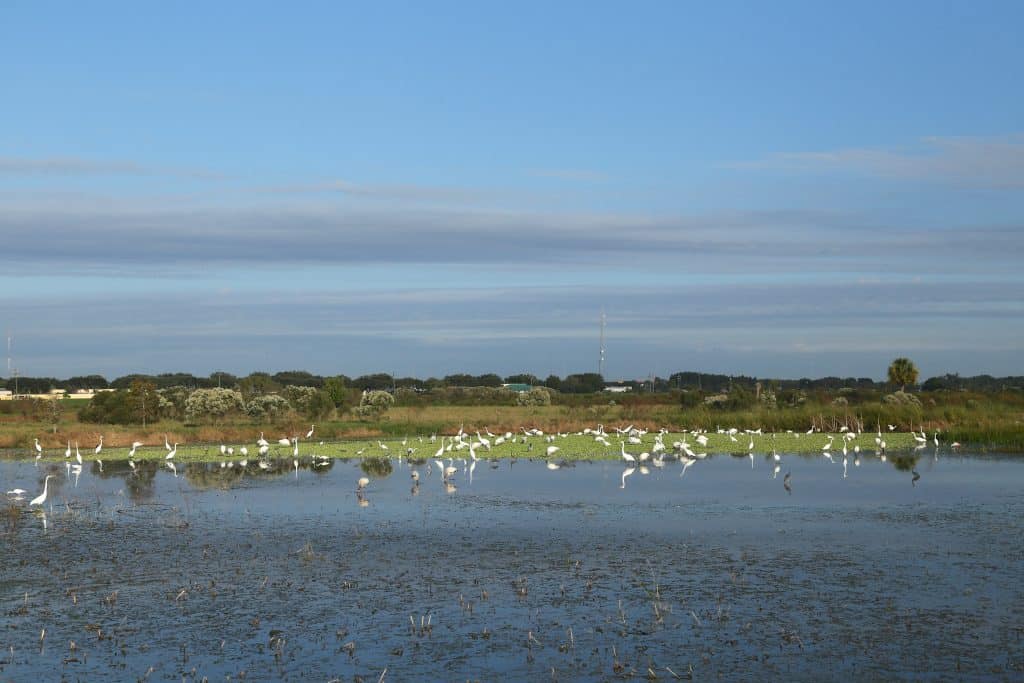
[9,421,955,507]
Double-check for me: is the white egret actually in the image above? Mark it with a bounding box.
[94,435,103,456]
[34,438,42,457]
[357,476,369,490]
[166,443,178,460]
[306,425,315,439]
[546,445,560,457]
[619,441,636,464]
[65,441,71,459]
[30,475,55,507]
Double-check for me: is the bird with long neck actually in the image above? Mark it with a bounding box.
[30,475,55,507]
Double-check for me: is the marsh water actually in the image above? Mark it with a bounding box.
[2,451,1023,681]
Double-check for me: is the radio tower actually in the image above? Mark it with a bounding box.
[598,309,606,377]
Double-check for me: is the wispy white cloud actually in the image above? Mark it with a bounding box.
[0,155,224,179]
[529,168,609,182]
[728,135,1024,188]
[257,178,499,203]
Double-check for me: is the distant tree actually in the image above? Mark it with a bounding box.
[208,370,238,388]
[80,390,134,424]
[33,397,64,433]
[282,385,333,418]
[5,376,58,393]
[543,375,563,391]
[272,370,324,388]
[238,372,280,398]
[66,374,109,390]
[110,374,155,390]
[129,378,160,427]
[560,373,605,394]
[887,358,919,392]
[476,373,503,387]
[504,373,540,386]
[354,373,394,391]
[323,376,350,407]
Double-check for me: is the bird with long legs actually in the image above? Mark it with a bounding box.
[30,475,55,508]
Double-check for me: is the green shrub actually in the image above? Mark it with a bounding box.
[516,387,552,406]
[246,394,291,420]
[184,388,245,423]
[883,391,922,407]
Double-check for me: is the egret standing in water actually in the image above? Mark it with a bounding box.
[30,475,55,507]
[94,435,103,457]
[34,438,43,458]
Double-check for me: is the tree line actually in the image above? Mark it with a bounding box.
[4,368,1022,396]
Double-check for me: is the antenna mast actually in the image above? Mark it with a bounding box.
[598,309,606,377]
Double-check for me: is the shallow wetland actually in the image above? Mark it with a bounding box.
[2,447,1022,681]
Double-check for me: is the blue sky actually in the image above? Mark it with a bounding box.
[1,1,1022,380]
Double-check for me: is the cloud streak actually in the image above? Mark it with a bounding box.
[0,156,223,179]
[728,135,1024,188]
[1,197,1018,274]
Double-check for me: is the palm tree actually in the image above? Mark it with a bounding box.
[887,357,919,392]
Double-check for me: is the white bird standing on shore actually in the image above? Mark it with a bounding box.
[94,435,103,456]
[34,438,43,457]
[166,443,178,460]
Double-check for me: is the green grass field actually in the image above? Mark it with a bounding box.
[14,429,921,464]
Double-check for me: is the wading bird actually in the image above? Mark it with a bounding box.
[166,443,178,460]
[34,438,42,457]
[30,475,55,507]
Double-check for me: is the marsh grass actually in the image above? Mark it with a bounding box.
[2,392,1020,455]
